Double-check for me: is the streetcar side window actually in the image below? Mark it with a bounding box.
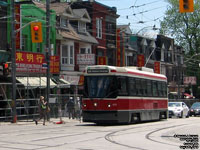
[162,82,167,97]
[128,77,136,96]
[147,80,152,96]
[158,82,163,97]
[141,79,147,96]
[152,81,158,96]
[135,79,142,96]
[118,77,128,96]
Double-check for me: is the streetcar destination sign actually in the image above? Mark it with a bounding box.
[87,69,109,73]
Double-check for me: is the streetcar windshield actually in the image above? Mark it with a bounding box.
[84,76,118,98]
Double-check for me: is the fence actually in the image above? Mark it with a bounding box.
[168,98,200,108]
[49,94,82,120]
[0,98,39,121]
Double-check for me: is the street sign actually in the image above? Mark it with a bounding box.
[42,63,47,69]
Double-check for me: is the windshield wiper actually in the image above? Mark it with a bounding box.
[102,90,118,99]
[83,91,95,100]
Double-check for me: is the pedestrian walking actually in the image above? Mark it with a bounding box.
[35,96,48,125]
[67,97,75,119]
[76,97,82,121]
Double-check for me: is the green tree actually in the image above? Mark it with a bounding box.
[160,0,200,55]
[160,0,200,97]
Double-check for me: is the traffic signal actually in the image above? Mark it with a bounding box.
[31,22,43,43]
[179,0,194,13]
[3,62,10,76]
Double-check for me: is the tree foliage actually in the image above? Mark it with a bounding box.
[160,0,200,55]
[160,0,200,97]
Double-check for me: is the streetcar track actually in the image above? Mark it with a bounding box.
[0,124,111,150]
[104,122,191,150]
[0,120,195,150]
[0,120,172,150]
[0,131,105,150]
[145,124,188,146]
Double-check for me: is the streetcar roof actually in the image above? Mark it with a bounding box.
[85,65,167,81]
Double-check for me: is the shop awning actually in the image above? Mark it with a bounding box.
[51,77,70,88]
[16,77,57,89]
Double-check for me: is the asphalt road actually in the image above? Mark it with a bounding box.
[0,117,199,150]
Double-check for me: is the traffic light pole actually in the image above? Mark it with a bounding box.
[11,0,17,123]
[46,0,50,110]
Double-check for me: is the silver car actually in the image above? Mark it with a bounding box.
[168,102,189,118]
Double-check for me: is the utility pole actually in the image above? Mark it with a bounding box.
[11,0,17,123]
[46,0,50,107]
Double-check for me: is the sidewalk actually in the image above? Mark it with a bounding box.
[0,117,82,126]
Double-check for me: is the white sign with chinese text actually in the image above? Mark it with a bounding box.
[184,76,196,85]
[77,54,95,65]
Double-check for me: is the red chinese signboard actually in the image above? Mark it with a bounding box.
[50,56,60,74]
[154,61,160,74]
[137,54,144,67]
[98,56,107,65]
[16,51,59,74]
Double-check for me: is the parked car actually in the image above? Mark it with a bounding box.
[168,102,189,118]
[189,102,200,116]
[184,93,195,99]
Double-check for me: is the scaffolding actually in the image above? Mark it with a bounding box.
[0,77,82,122]
[0,82,40,121]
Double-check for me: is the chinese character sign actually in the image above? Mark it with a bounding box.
[50,56,60,74]
[137,54,144,67]
[16,51,60,74]
[16,51,46,73]
[154,61,160,74]
[184,76,196,85]
[77,54,95,65]
[98,56,107,65]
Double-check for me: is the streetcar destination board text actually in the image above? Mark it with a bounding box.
[87,69,109,73]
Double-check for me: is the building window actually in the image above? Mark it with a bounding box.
[60,18,68,28]
[80,48,86,54]
[88,48,91,53]
[96,18,102,39]
[78,21,86,33]
[107,23,112,30]
[80,48,91,54]
[70,45,73,64]
[61,45,74,65]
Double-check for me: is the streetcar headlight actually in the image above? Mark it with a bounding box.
[108,104,111,108]
[94,102,97,107]
[83,104,87,107]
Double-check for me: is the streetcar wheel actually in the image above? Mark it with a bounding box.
[159,112,167,120]
[131,113,140,123]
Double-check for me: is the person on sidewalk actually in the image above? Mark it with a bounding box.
[67,97,75,119]
[35,96,47,125]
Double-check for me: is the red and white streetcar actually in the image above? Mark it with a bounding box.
[82,65,168,124]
